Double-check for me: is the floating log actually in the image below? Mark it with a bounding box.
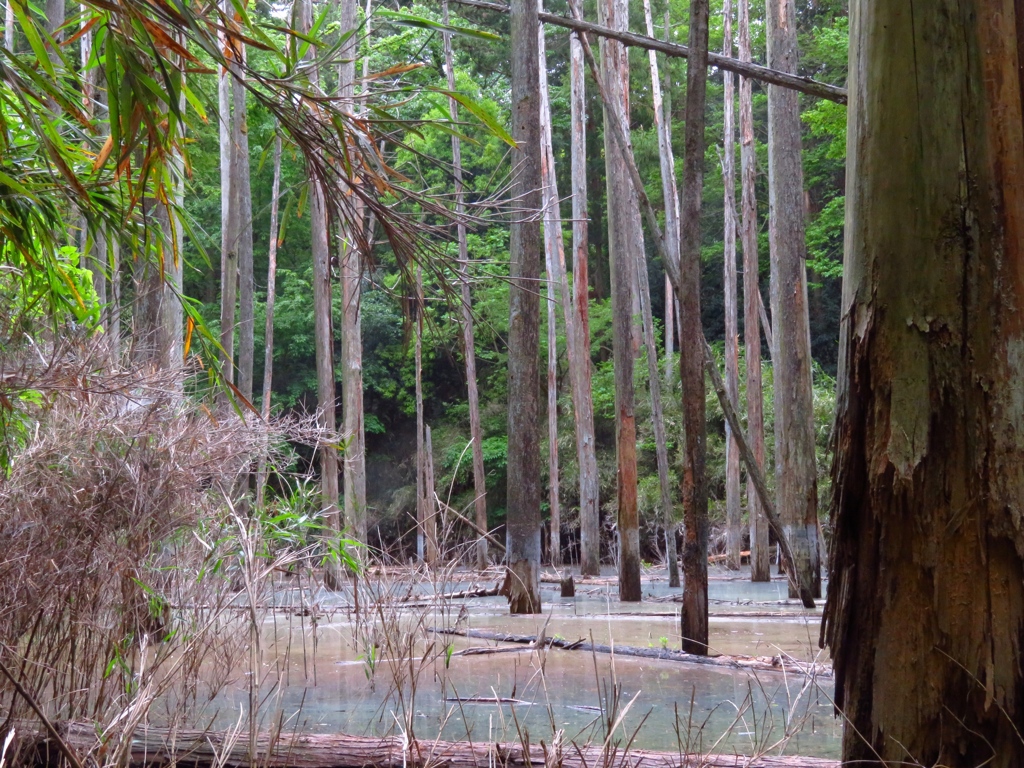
[399,584,501,603]
[28,721,839,768]
[435,628,831,678]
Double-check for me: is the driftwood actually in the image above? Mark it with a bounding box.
[27,721,840,768]
[435,628,831,679]
[400,584,501,603]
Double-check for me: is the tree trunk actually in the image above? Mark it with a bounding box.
[424,424,438,565]
[338,0,367,547]
[218,0,236,392]
[256,132,283,511]
[415,264,426,564]
[160,69,185,377]
[821,4,1024,764]
[296,0,340,576]
[643,0,681,590]
[567,0,600,578]
[537,15,561,568]
[721,0,741,572]
[678,0,710,654]
[505,0,542,614]
[231,32,255,402]
[738,0,768,583]
[4,0,14,50]
[599,0,641,603]
[765,0,819,599]
[442,1,489,571]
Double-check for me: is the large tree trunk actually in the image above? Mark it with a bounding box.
[765,0,819,599]
[218,0,236,392]
[678,0,710,654]
[599,0,641,603]
[721,0,741,573]
[537,13,561,567]
[737,0,768,583]
[338,0,367,547]
[821,4,1024,764]
[505,0,542,614]
[442,1,489,571]
[295,0,341,576]
[567,0,600,578]
[231,33,255,402]
[643,0,681,590]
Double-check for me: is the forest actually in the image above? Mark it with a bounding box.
[1,0,1022,767]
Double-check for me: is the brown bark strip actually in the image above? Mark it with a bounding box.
[448,0,847,104]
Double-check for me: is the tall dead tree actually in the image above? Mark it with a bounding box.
[567,0,600,578]
[230,20,255,402]
[738,0,769,582]
[678,0,711,653]
[822,3,1024,763]
[505,0,542,613]
[599,0,641,602]
[218,0,236,392]
[721,0,741,571]
[766,0,819,598]
[442,1,489,570]
[643,0,680,589]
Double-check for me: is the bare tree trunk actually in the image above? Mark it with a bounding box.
[738,0,768,583]
[218,0,236,392]
[415,265,426,564]
[295,0,340,577]
[567,0,600,578]
[642,0,681,590]
[721,0,741,572]
[160,64,185,376]
[766,0,819,599]
[4,0,14,50]
[598,0,641,603]
[442,1,489,571]
[338,0,367,547]
[424,424,438,565]
[505,0,542,614]
[678,0,710,654]
[822,4,1024,763]
[537,11,562,568]
[231,28,255,402]
[256,132,283,511]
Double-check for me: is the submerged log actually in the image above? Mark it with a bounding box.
[434,627,831,678]
[31,722,839,768]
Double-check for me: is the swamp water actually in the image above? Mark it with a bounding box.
[188,566,840,759]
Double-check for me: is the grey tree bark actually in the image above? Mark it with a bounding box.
[442,1,489,570]
[230,24,255,402]
[218,0,236,392]
[415,264,426,563]
[4,0,14,50]
[599,0,641,603]
[567,0,600,578]
[738,0,769,582]
[822,3,1024,763]
[721,0,741,572]
[505,0,542,613]
[678,0,710,654]
[766,0,819,599]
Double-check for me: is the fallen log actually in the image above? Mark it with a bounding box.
[434,628,831,678]
[399,584,501,602]
[26,721,839,768]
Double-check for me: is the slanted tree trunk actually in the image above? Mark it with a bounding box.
[765,0,819,599]
[231,27,255,402]
[256,132,283,511]
[567,0,600,578]
[505,0,542,614]
[442,1,489,570]
[678,0,710,654]
[721,0,741,572]
[599,0,641,603]
[296,0,340,575]
[738,0,768,583]
[821,4,1024,763]
[338,0,367,547]
[643,0,681,590]
[538,18,561,568]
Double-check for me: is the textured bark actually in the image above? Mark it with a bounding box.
[721,0,741,573]
[414,265,426,563]
[537,14,561,567]
[4,0,14,50]
[505,0,542,614]
[256,133,283,511]
[217,0,236,392]
[424,424,438,565]
[643,1,680,590]
[678,0,710,655]
[765,0,819,599]
[231,36,255,402]
[821,3,1024,763]
[338,0,367,547]
[296,0,340,565]
[442,1,488,570]
[568,0,600,578]
[160,74,185,376]
[599,0,641,603]
[738,0,768,583]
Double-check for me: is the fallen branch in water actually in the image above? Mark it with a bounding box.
[433,627,831,678]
